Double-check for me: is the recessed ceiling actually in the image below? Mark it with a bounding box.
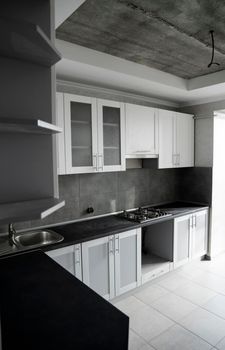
[56,0,225,79]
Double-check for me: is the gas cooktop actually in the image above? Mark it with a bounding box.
[121,207,172,223]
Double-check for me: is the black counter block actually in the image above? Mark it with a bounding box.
[0,251,129,350]
[178,167,212,205]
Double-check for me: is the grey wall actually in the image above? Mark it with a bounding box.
[0,166,210,234]
[179,99,225,167]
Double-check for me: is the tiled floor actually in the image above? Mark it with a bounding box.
[112,253,225,350]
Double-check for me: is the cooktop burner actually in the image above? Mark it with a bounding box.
[121,207,172,223]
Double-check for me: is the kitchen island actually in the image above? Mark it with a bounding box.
[0,250,129,350]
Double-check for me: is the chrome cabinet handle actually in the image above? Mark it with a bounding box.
[193,215,196,227]
[115,236,120,253]
[109,237,114,254]
[75,247,80,264]
[93,154,97,171]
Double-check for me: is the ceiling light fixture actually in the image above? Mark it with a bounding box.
[208,30,220,68]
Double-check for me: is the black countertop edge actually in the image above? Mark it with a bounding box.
[0,202,209,258]
[0,250,129,350]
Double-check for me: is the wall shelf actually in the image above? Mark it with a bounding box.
[0,198,65,224]
[0,118,62,134]
[0,17,61,67]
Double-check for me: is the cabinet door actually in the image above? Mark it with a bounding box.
[115,229,141,296]
[64,94,98,174]
[97,99,125,172]
[158,109,176,168]
[82,236,115,300]
[46,246,75,276]
[191,210,208,259]
[175,113,194,168]
[56,92,66,175]
[174,215,191,268]
[125,103,158,157]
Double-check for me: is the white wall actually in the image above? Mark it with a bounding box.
[211,115,225,257]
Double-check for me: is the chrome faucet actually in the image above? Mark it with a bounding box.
[8,223,17,246]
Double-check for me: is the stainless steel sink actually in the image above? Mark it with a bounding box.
[14,229,64,249]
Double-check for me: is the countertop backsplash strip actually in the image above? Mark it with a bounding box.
[0,167,212,234]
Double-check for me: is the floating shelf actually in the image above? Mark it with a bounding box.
[0,198,65,224]
[0,118,62,134]
[0,17,61,67]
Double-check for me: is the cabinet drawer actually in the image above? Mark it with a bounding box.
[142,262,170,284]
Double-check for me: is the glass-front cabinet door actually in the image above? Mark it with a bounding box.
[97,99,125,172]
[64,94,98,174]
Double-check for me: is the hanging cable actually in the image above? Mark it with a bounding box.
[208,30,220,68]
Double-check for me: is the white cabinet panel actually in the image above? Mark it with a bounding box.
[158,109,175,168]
[56,92,66,175]
[158,110,194,169]
[46,244,82,280]
[174,210,208,269]
[115,228,141,296]
[82,236,115,300]
[46,246,75,276]
[176,113,194,168]
[125,103,158,157]
[174,215,191,268]
[191,210,208,259]
[97,99,125,172]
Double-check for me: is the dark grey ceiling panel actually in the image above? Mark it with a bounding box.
[56,0,225,78]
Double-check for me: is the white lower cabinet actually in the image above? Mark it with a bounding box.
[46,244,82,281]
[173,209,208,268]
[82,228,141,300]
[82,235,115,300]
[114,229,142,296]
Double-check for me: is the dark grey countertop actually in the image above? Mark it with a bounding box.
[0,201,209,256]
[0,250,129,350]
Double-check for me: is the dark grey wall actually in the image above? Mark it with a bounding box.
[0,166,210,233]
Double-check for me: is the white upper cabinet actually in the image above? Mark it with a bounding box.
[97,99,126,172]
[158,109,175,168]
[64,94,98,174]
[158,110,194,169]
[176,112,194,168]
[125,103,159,158]
[61,94,125,174]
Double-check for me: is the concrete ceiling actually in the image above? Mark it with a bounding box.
[56,0,225,79]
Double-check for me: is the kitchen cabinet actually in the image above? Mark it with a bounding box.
[82,236,115,300]
[46,244,82,280]
[64,94,98,174]
[114,229,142,296]
[63,94,125,174]
[158,110,194,169]
[125,103,158,158]
[97,99,126,172]
[82,228,141,299]
[173,209,208,268]
[191,209,208,259]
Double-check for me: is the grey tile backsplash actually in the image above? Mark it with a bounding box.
[0,167,212,233]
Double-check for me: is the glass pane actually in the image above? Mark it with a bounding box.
[70,101,93,167]
[177,220,189,261]
[103,106,121,166]
[120,235,137,288]
[89,243,109,296]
